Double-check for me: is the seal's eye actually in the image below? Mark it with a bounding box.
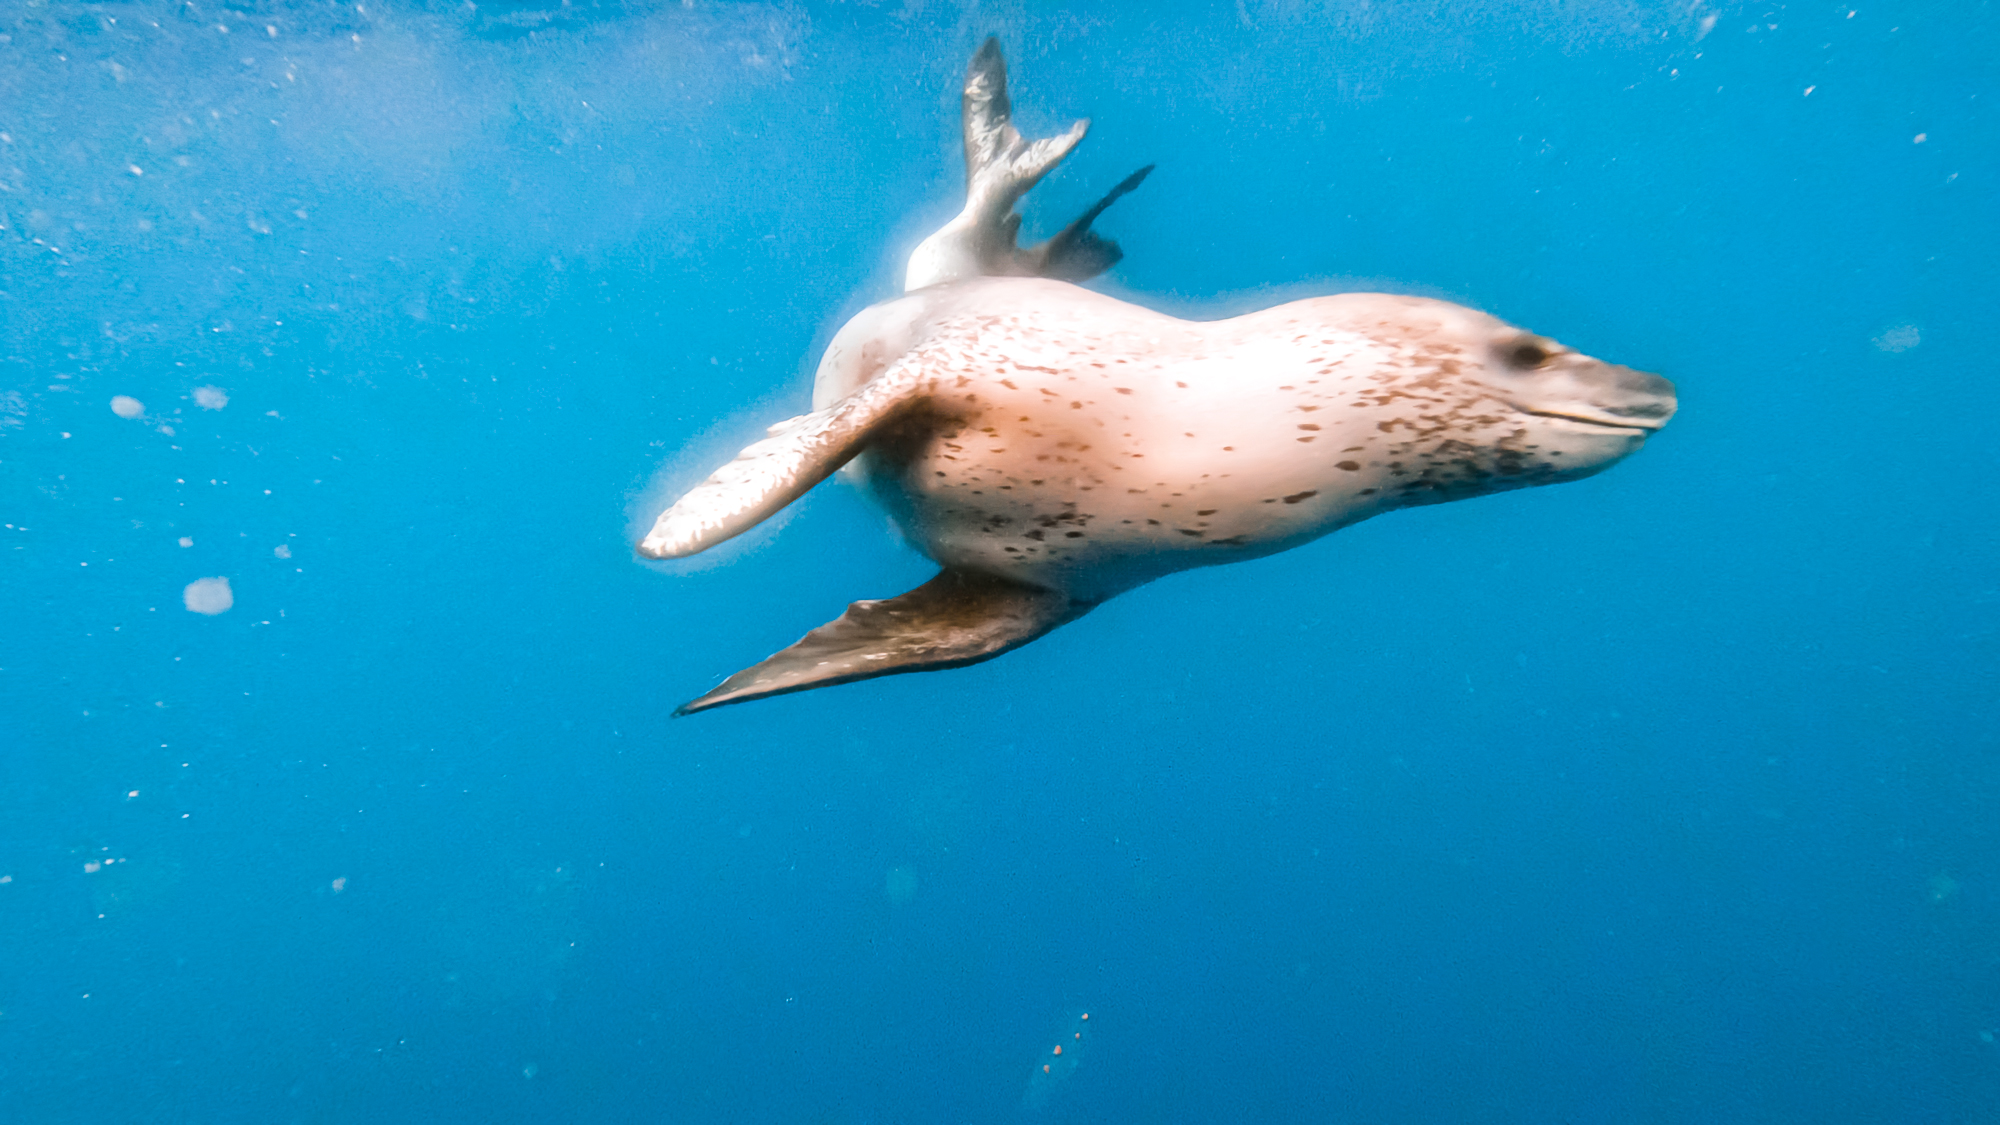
[1504,338,1553,369]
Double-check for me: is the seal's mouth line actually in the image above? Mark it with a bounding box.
[1524,409,1664,433]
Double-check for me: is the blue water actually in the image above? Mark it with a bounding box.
[3,2,1996,1121]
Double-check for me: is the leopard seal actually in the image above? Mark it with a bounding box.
[638,39,1676,714]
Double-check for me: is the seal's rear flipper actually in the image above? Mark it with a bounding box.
[675,570,1091,715]
[907,39,1152,290]
[638,358,928,559]
[958,37,1087,229]
[1028,163,1155,281]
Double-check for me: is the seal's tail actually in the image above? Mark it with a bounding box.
[904,38,1151,291]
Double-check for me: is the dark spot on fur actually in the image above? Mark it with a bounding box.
[1025,530,1045,541]
[1282,490,1318,504]
[1297,424,1321,431]
[1196,509,1217,516]
[1064,531,1084,538]
[1177,529,1203,537]
[1336,461,1361,471]
[1115,387,1132,395]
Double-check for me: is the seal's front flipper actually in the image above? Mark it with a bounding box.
[675,570,1091,715]
[637,360,927,560]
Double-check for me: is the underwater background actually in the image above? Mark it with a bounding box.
[3,1,1996,1121]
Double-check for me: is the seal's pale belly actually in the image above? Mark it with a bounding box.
[853,348,1381,597]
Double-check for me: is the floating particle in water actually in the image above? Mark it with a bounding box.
[1873,324,1921,353]
[178,537,194,548]
[274,544,291,559]
[193,385,229,410]
[1025,1010,1092,1110]
[183,576,233,615]
[111,396,144,418]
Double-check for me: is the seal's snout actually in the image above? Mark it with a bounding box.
[1595,366,1677,429]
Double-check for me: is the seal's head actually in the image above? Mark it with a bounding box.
[1296,294,1676,509]
[1476,323,1676,476]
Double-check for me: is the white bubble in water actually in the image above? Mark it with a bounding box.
[183,576,234,615]
[273,544,291,559]
[178,537,194,548]
[110,396,145,418]
[1873,324,1921,353]
[193,385,229,410]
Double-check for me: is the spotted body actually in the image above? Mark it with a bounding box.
[813,279,1670,604]
[636,40,1675,714]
